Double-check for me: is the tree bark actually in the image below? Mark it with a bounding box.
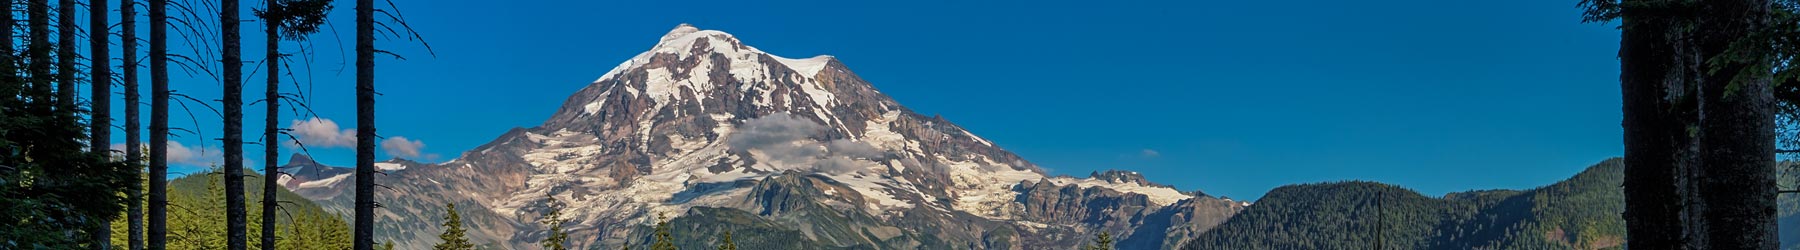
[122,0,144,247]
[1694,0,1779,248]
[221,0,247,248]
[147,0,170,248]
[55,0,74,111]
[260,0,280,248]
[28,0,48,98]
[90,0,113,247]
[354,0,376,249]
[1619,2,1696,248]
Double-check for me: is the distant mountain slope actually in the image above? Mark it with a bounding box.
[1183,159,1626,250]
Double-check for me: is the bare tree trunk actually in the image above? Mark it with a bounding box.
[221,0,247,248]
[260,0,279,248]
[1694,0,1779,248]
[89,0,113,247]
[2,0,12,84]
[122,0,144,248]
[28,0,48,97]
[354,0,376,248]
[1619,2,1695,247]
[147,0,169,248]
[54,0,73,111]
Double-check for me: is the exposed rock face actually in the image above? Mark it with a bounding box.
[288,24,1239,249]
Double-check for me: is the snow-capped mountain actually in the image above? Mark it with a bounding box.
[289,24,1244,249]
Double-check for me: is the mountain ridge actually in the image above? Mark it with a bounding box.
[288,24,1239,249]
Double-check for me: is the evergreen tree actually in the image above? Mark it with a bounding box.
[434,203,474,250]
[253,1,331,249]
[539,197,569,250]
[716,231,736,250]
[1084,232,1113,250]
[651,213,676,250]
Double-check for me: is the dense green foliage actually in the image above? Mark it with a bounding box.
[0,25,134,247]
[1184,159,1626,250]
[434,203,475,250]
[105,169,351,249]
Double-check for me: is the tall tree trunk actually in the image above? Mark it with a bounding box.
[1694,0,1779,248]
[147,0,169,248]
[1619,2,1696,247]
[54,0,73,111]
[90,0,113,247]
[260,0,279,248]
[221,0,247,248]
[2,0,12,86]
[28,0,48,97]
[354,0,376,248]
[121,0,145,248]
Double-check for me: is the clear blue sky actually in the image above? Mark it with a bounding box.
[116,0,1624,200]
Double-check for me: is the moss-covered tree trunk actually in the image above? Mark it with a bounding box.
[1693,0,1779,248]
[1616,0,1696,247]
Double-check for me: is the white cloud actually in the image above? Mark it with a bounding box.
[288,117,356,149]
[727,113,888,174]
[167,141,222,166]
[1140,149,1161,158]
[111,142,256,167]
[381,136,426,159]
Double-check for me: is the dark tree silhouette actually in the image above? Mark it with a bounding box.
[90,0,114,246]
[1583,0,1783,247]
[28,1,49,107]
[1693,0,1779,248]
[54,0,73,111]
[148,0,172,247]
[253,2,330,248]
[259,0,280,246]
[1581,0,1697,247]
[354,0,376,248]
[122,0,146,248]
[221,0,248,248]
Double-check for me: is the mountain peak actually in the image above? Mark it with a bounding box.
[597,24,835,83]
[286,153,316,166]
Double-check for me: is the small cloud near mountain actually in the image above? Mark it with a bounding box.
[287,117,356,148]
[289,117,436,161]
[726,113,886,174]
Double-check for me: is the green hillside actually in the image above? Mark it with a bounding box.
[110,169,353,249]
[1183,159,1625,250]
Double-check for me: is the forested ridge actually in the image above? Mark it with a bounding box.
[110,169,354,249]
[1184,159,1627,250]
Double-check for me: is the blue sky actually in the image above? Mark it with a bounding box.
[110,0,1624,200]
